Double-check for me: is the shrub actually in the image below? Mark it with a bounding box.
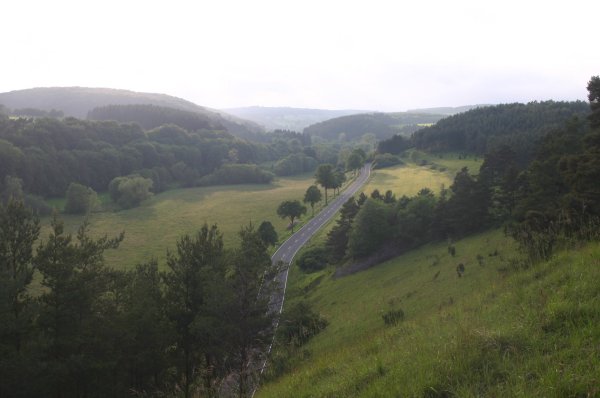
[373,153,403,169]
[198,164,274,186]
[278,301,328,347]
[297,246,328,272]
[382,308,405,325]
[64,182,98,214]
[108,175,153,209]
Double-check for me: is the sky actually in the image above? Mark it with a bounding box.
[2,0,599,111]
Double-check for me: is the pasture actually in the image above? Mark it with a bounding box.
[41,174,319,269]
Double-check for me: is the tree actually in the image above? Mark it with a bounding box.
[64,182,98,214]
[303,185,322,216]
[314,164,335,205]
[588,75,600,129]
[327,197,360,262]
[346,150,364,175]
[36,216,123,397]
[162,224,226,398]
[277,200,307,233]
[224,224,280,397]
[347,198,393,258]
[332,170,346,196]
[0,200,40,397]
[258,221,278,246]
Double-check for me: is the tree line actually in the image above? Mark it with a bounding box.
[0,200,282,397]
[0,116,331,204]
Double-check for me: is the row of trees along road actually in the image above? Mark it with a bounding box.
[0,199,282,398]
[276,148,366,231]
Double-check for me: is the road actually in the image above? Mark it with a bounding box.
[268,163,371,314]
[255,163,372,380]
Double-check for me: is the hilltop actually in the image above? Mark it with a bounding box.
[0,87,264,138]
[303,112,445,142]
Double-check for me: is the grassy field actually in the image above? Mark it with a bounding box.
[258,231,600,397]
[41,174,322,269]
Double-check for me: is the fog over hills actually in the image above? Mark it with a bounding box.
[223,106,370,132]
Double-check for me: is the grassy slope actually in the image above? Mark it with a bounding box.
[258,160,600,397]
[41,174,319,269]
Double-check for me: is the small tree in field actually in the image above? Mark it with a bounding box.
[303,185,322,216]
[277,200,306,233]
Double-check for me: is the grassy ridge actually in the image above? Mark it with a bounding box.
[259,232,600,397]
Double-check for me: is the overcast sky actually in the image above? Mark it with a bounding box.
[2,0,598,111]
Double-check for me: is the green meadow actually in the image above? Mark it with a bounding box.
[42,174,320,269]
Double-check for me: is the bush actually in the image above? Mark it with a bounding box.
[278,301,328,347]
[64,182,98,214]
[108,175,153,209]
[382,308,405,325]
[296,246,329,272]
[274,153,318,176]
[373,153,403,169]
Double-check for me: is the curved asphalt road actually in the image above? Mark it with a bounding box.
[269,162,371,314]
[254,163,372,386]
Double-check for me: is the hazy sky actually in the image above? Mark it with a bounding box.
[2,0,598,111]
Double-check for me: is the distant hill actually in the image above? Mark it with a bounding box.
[87,104,223,132]
[303,112,445,142]
[0,87,264,138]
[223,106,369,132]
[407,104,491,115]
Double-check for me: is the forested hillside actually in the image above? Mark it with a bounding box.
[411,101,589,163]
[304,112,444,142]
[0,87,264,138]
[87,104,223,131]
[0,116,311,198]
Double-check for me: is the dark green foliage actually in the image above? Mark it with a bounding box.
[198,164,274,186]
[377,134,412,155]
[274,152,318,176]
[588,76,600,129]
[108,175,153,209]
[303,185,322,216]
[277,301,328,347]
[382,308,404,326]
[373,153,403,169]
[35,217,124,398]
[226,224,280,397]
[327,197,361,262]
[346,149,365,173]
[88,104,222,131]
[0,200,40,398]
[64,182,98,214]
[277,200,307,233]
[163,224,226,397]
[258,221,278,246]
[315,163,335,205]
[348,199,394,258]
[297,246,329,272]
[412,101,589,164]
[0,115,290,197]
[305,112,443,141]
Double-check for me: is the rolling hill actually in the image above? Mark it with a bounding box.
[223,106,369,132]
[303,112,445,142]
[0,87,264,138]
